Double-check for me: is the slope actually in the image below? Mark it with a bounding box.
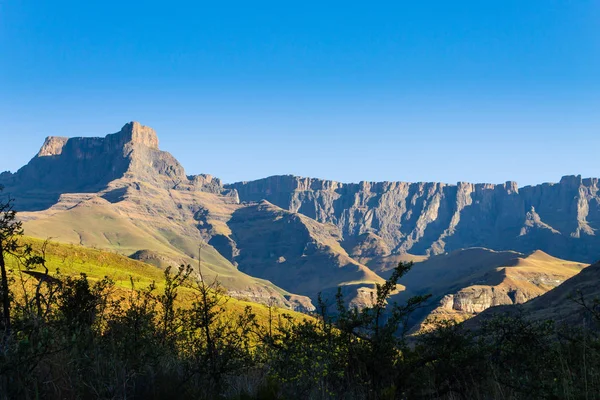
[227,201,386,307]
[390,248,587,329]
[7,237,312,324]
[342,232,428,278]
[466,259,600,329]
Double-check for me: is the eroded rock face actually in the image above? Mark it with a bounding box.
[37,136,69,157]
[0,122,233,211]
[404,249,587,331]
[119,121,159,149]
[439,287,532,314]
[227,175,600,262]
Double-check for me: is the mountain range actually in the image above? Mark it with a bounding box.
[1,122,598,324]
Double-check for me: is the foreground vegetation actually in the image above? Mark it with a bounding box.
[3,192,600,399]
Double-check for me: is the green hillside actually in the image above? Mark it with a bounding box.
[20,192,315,311]
[8,236,311,323]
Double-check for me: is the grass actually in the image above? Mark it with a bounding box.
[20,196,299,294]
[399,247,589,331]
[7,236,312,325]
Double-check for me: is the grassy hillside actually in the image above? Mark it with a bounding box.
[468,259,600,328]
[227,201,385,307]
[19,190,315,310]
[391,247,588,330]
[21,195,241,281]
[7,236,311,323]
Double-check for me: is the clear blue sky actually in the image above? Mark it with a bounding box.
[1,1,599,185]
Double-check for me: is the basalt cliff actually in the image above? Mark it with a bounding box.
[1,122,597,321]
[227,174,600,263]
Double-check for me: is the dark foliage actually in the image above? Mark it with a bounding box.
[2,198,600,399]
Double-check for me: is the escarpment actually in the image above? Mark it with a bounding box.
[228,175,600,263]
[2,121,598,321]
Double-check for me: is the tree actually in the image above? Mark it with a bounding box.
[0,186,34,338]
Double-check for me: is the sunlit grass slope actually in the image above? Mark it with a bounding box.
[7,237,311,323]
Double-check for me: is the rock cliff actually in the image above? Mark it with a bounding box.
[3,121,597,316]
[1,122,236,210]
[227,175,600,262]
[466,259,600,330]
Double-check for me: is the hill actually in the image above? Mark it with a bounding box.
[227,201,385,307]
[7,236,312,323]
[467,259,600,329]
[389,247,588,329]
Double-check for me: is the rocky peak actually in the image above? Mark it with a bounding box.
[559,174,583,188]
[37,136,69,157]
[5,122,198,210]
[116,121,159,150]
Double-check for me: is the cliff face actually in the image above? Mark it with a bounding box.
[227,175,600,262]
[0,122,234,211]
[17,122,162,190]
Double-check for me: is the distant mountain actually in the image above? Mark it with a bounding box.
[227,174,600,263]
[1,122,315,311]
[2,121,596,315]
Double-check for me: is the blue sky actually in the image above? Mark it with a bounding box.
[1,1,599,185]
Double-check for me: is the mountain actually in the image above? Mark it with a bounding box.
[226,200,384,307]
[2,121,596,316]
[1,122,315,311]
[391,248,587,330]
[227,174,600,263]
[1,122,199,211]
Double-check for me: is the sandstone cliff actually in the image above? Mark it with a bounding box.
[466,259,600,330]
[392,248,587,330]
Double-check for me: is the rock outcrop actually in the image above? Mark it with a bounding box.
[394,248,588,330]
[466,260,600,330]
[37,136,69,157]
[227,175,600,263]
